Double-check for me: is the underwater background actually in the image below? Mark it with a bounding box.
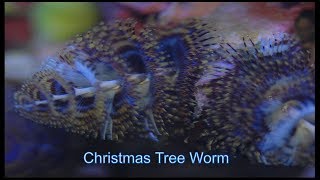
[5,2,315,177]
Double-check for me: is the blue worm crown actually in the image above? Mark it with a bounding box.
[14,18,315,166]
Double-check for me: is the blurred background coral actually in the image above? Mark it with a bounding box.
[4,2,315,177]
